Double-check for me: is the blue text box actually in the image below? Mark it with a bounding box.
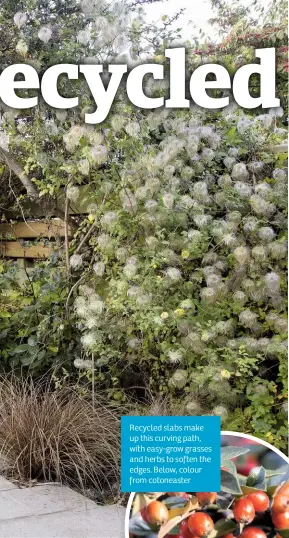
[121,416,220,492]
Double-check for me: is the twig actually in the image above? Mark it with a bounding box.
[64,189,70,279]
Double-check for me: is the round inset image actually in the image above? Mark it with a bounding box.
[125,432,289,538]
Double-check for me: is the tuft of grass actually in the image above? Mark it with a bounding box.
[0,375,120,499]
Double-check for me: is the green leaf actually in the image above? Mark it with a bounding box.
[11,344,30,354]
[221,469,242,495]
[222,459,237,475]
[213,518,238,537]
[221,446,249,465]
[265,470,286,479]
[246,466,266,489]
[276,531,289,538]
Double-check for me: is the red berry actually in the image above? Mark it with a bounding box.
[239,528,267,538]
[196,492,217,506]
[142,500,169,528]
[272,511,289,529]
[179,518,196,538]
[222,535,235,538]
[273,491,289,514]
[237,456,258,476]
[233,497,255,524]
[188,512,214,537]
[247,491,269,512]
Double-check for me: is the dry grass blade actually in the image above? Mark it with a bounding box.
[0,375,120,500]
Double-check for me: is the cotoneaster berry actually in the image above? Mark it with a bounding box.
[188,512,214,537]
[247,491,269,512]
[179,518,196,538]
[273,492,289,514]
[196,492,217,505]
[233,497,255,524]
[239,528,267,538]
[272,510,289,529]
[142,500,169,528]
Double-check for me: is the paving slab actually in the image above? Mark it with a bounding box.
[0,476,17,491]
[0,505,126,538]
[0,484,97,520]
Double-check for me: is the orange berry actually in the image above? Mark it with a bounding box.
[196,492,217,505]
[142,500,169,528]
[239,528,267,538]
[247,491,269,512]
[233,497,255,524]
[272,510,289,529]
[179,518,196,538]
[273,492,289,514]
[188,512,214,537]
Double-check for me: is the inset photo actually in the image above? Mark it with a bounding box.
[126,433,289,538]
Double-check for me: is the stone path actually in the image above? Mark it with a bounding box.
[0,476,125,537]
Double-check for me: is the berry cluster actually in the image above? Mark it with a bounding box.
[129,483,289,538]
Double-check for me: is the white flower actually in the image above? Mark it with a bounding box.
[188,229,202,241]
[265,272,280,294]
[0,132,9,150]
[170,370,187,389]
[127,286,141,298]
[111,115,126,131]
[186,401,200,414]
[239,309,258,328]
[193,181,208,201]
[206,274,222,289]
[38,26,52,43]
[81,332,98,348]
[255,182,271,198]
[194,214,212,228]
[180,299,194,310]
[167,349,183,364]
[136,294,151,306]
[165,267,182,281]
[120,189,137,213]
[128,338,141,350]
[78,159,90,175]
[63,125,85,152]
[233,246,250,265]
[144,200,158,213]
[89,298,105,314]
[237,116,251,135]
[178,195,194,210]
[70,254,83,269]
[97,233,111,248]
[162,192,174,209]
[74,358,93,369]
[259,227,275,243]
[16,40,28,56]
[273,169,286,181]
[201,148,215,162]
[124,264,137,278]
[100,211,118,227]
[116,247,128,262]
[125,121,140,137]
[89,145,108,164]
[232,163,249,181]
[67,186,80,202]
[14,12,28,27]
[232,291,246,304]
[213,405,228,421]
[223,156,236,170]
[77,29,91,45]
[145,236,158,248]
[56,110,67,122]
[252,246,267,261]
[268,240,287,260]
[269,106,284,117]
[234,182,252,198]
[93,261,105,277]
[201,287,217,303]
[250,195,276,216]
